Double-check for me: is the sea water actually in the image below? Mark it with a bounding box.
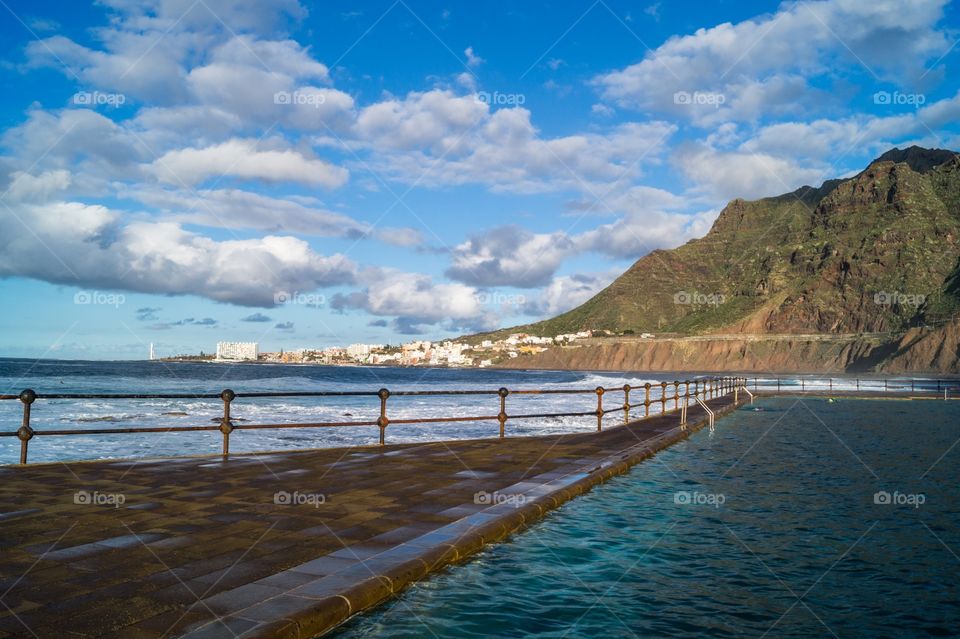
[0,358,691,464]
[337,397,960,638]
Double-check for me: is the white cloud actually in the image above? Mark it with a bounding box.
[354,89,488,152]
[127,186,370,237]
[332,270,495,332]
[354,89,676,194]
[594,0,952,124]
[3,170,72,201]
[151,138,348,187]
[375,227,426,248]
[523,271,619,316]
[674,145,827,201]
[574,208,718,258]
[464,46,484,68]
[0,200,355,306]
[591,103,615,118]
[446,226,577,288]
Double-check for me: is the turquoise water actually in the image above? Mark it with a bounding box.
[336,398,960,638]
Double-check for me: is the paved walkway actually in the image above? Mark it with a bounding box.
[0,396,740,638]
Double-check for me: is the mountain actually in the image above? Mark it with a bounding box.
[483,146,960,373]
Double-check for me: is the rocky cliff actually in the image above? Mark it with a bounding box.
[485,147,960,373]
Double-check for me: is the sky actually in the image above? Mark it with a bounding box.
[0,0,958,360]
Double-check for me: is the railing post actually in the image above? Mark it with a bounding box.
[644,383,651,417]
[673,381,680,411]
[377,388,390,445]
[498,387,509,438]
[622,384,631,424]
[660,382,667,415]
[685,381,691,409]
[595,387,604,432]
[829,378,833,391]
[219,389,235,458]
[17,389,36,465]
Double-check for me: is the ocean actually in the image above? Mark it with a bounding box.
[1,359,949,465]
[0,358,689,464]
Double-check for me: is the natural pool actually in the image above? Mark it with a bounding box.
[336,397,960,638]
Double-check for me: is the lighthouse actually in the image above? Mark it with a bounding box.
[149,343,156,361]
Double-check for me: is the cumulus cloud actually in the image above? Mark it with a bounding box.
[523,271,619,316]
[0,198,356,307]
[274,321,295,331]
[331,270,496,332]
[129,187,369,237]
[151,138,349,188]
[593,0,952,124]
[241,312,272,322]
[25,2,309,103]
[446,226,576,288]
[674,145,827,201]
[353,89,676,193]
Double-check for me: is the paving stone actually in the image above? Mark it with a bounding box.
[0,396,738,637]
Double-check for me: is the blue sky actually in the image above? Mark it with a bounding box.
[0,0,958,359]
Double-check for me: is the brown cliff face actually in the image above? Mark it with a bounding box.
[497,338,885,374]
[878,318,960,374]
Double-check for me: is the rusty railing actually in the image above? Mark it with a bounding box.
[0,376,746,464]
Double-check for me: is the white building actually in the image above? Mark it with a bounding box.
[216,341,259,361]
[346,343,371,359]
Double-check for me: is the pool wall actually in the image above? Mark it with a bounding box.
[301,396,745,639]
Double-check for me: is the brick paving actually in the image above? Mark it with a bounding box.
[0,396,739,638]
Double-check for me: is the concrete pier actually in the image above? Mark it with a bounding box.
[0,395,740,638]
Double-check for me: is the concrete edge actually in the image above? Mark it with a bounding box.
[182,398,743,639]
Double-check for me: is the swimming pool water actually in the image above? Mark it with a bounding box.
[336,397,960,638]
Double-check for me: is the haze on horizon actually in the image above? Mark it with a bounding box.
[0,0,958,359]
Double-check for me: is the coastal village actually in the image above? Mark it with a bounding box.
[201,331,598,367]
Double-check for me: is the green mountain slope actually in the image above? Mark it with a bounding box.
[477,146,960,341]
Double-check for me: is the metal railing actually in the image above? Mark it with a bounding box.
[745,376,960,394]
[0,377,746,465]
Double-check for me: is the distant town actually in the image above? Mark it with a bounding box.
[154,331,622,368]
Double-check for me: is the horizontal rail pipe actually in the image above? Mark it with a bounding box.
[0,376,747,464]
